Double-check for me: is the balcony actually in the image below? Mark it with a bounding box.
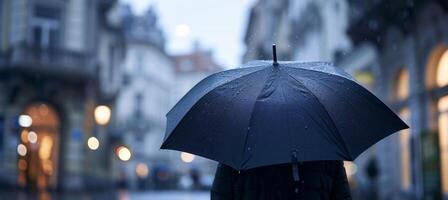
[0,44,96,79]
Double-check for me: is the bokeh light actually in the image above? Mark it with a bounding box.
[18,115,32,127]
[87,137,100,150]
[17,144,27,156]
[116,146,132,161]
[175,24,191,38]
[136,163,149,178]
[28,131,38,144]
[180,152,195,163]
[94,105,111,125]
[20,130,29,143]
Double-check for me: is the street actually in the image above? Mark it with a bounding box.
[123,191,209,200]
[0,190,210,200]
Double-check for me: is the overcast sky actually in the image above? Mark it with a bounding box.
[121,0,256,68]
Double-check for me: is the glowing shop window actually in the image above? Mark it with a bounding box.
[438,95,448,193]
[396,69,409,101]
[437,50,448,87]
[399,108,411,190]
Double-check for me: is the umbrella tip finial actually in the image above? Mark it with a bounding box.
[272,44,278,67]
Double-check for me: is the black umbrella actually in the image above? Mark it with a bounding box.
[161,45,408,170]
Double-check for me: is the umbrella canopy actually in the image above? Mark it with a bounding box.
[162,49,408,170]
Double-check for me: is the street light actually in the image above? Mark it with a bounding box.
[18,115,32,127]
[94,105,111,125]
[28,131,37,144]
[180,152,195,163]
[17,144,27,156]
[87,136,100,150]
[116,146,132,161]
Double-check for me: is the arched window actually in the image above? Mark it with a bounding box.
[437,50,448,87]
[428,46,448,194]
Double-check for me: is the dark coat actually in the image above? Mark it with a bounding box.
[211,161,352,200]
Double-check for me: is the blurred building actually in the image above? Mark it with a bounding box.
[338,0,448,199]
[116,6,176,190]
[243,0,350,63]
[171,43,224,186]
[244,0,448,199]
[0,0,125,191]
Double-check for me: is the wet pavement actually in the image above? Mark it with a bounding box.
[0,190,210,200]
[124,191,209,200]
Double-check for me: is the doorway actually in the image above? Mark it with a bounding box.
[17,103,60,190]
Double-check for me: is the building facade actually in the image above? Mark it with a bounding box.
[116,6,177,190]
[244,0,448,199]
[243,0,350,63]
[0,0,125,191]
[338,0,448,199]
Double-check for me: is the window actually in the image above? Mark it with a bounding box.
[395,69,409,101]
[393,68,411,191]
[399,108,411,190]
[134,93,143,118]
[136,52,144,72]
[31,6,61,48]
[437,50,448,87]
[438,95,448,193]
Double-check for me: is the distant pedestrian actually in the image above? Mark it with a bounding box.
[211,161,351,200]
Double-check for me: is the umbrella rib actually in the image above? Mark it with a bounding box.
[283,70,353,160]
[238,69,274,169]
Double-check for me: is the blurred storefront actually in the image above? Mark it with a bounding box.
[337,0,448,199]
[244,0,448,199]
[0,0,125,191]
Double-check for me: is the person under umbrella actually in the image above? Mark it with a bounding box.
[211,161,351,199]
[161,45,408,199]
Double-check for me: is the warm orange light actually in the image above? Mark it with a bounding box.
[38,104,49,116]
[399,108,411,190]
[18,159,27,171]
[116,146,132,161]
[396,69,409,100]
[39,136,53,160]
[438,95,448,193]
[136,163,149,178]
[437,50,448,87]
[94,105,111,125]
[21,130,29,143]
